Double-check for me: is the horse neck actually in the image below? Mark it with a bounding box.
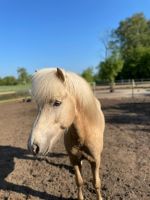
[72,107,98,145]
[72,112,85,145]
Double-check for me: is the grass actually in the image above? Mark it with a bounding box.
[0,84,31,102]
[0,84,31,93]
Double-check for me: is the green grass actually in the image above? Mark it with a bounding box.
[0,84,31,101]
[0,84,31,93]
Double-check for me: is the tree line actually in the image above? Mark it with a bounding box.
[0,67,31,86]
[82,13,150,83]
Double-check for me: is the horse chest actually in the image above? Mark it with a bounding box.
[71,144,95,162]
[64,124,95,162]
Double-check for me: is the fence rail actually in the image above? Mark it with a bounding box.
[93,80,150,99]
[93,80,150,90]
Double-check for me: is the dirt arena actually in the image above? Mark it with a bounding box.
[0,98,149,200]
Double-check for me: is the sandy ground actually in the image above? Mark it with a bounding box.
[0,98,150,200]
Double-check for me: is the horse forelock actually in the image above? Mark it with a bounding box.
[32,68,98,119]
[32,68,65,104]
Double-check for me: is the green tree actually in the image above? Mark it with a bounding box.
[98,56,124,83]
[114,13,150,79]
[81,67,94,82]
[98,56,123,92]
[115,13,150,57]
[132,47,150,78]
[1,76,18,85]
[0,77,3,85]
[17,67,30,84]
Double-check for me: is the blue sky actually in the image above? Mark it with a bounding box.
[0,0,150,77]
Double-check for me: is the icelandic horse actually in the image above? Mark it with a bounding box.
[28,68,105,200]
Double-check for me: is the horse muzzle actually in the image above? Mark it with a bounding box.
[31,143,40,155]
[28,138,49,156]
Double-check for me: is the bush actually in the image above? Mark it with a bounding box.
[0,76,18,86]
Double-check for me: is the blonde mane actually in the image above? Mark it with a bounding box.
[32,68,99,119]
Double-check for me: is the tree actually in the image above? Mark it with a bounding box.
[98,56,124,92]
[81,67,94,82]
[0,77,3,85]
[97,12,150,83]
[114,13,150,79]
[100,30,112,59]
[132,47,150,78]
[97,27,123,85]
[1,76,18,85]
[17,67,30,84]
[98,56,124,82]
[115,13,150,57]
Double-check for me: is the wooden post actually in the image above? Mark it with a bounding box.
[110,82,115,92]
[91,82,96,93]
[132,79,135,99]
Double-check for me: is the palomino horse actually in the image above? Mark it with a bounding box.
[28,68,105,200]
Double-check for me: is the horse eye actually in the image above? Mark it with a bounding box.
[53,100,62,107]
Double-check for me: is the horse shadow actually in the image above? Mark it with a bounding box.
[0,145,75,200]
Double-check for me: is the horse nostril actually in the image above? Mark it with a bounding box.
[32,144,40,155]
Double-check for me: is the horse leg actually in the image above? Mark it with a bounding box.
[90,160,102,200]
[74,162,84,200]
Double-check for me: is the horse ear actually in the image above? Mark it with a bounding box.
[56,68,65,82]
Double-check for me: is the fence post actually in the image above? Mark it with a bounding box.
[110,82,115,92]
[91,82,96,93]
[132,79,135,98]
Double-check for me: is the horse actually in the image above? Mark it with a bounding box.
[28,68,105,200]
